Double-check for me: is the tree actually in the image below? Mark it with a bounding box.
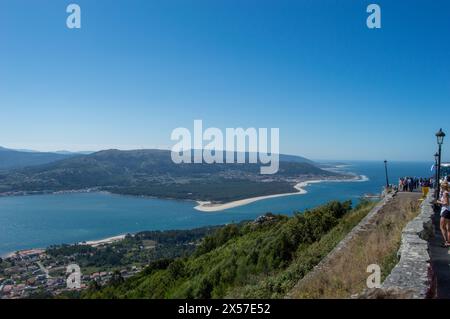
[167,259,185,279]
[108,270,124,287]
[196,277,213,299]
[88,279,101,291]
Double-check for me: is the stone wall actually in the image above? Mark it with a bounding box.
[380,192,436,298]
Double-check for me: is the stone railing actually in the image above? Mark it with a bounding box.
[380,191,436,298]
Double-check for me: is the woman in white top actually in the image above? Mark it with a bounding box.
[437,181,450,247]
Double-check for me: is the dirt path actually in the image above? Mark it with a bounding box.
[287,192,421,298]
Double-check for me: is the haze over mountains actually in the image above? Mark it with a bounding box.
[0,147,313,169]
[0,147,74,170]
[0,148,344,202]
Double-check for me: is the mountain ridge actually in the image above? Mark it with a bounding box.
[0,147,74,170]
[0,149,344,202]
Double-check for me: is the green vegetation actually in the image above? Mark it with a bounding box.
[82,200,376,299]
[0,149,343,202]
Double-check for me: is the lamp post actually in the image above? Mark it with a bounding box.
[384,160,389,189]
[434,152,439,195]
[436,128,446,199]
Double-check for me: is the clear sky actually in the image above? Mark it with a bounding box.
[1,0,449,161]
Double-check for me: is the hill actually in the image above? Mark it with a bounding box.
[0,147,73,170]
[0,149,344,202]
[81,200,376,299]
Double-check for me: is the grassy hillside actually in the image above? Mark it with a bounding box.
[0,149,343,202]
[289,192,420,299]
[82,200,376,299]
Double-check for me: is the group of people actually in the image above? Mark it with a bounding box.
[398,177,432,195]
[394,172,450,248]
[395,175,450,248]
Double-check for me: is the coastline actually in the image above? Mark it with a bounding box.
[81,234,127,247]
[194,175,369,212]
[1,174,370,258]
[2,234,128,258]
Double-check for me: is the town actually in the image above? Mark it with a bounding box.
[0,226,216,299]
[0,247,142,299]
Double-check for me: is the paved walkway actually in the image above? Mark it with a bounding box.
[430,209,450,298]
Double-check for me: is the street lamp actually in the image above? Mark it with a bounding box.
[384,160,389,189]
[436,128,446,199]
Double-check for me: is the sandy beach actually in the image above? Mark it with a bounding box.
[82,234,127,247]
[194,175,368,212]
[2,235,128,258]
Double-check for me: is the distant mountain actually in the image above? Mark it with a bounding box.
[279,153,315,164]
[0,149,343,202]
[186,150,315,165]
[54,150,94,155]
[11,148,37,153]
[0,147,75,170]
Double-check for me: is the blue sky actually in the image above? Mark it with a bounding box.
[1,0,449,161]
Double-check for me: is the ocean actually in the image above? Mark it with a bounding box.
[0,161,432,256]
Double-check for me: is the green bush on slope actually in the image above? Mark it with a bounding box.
[83,200,375,299]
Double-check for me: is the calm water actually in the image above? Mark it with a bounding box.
[0,161,432,255]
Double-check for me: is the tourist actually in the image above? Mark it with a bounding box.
[421,178,430,198]
[407,177,413,192]
[437,181,450,247]
[398,178,403,192]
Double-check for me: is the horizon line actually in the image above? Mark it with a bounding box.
[0,145,438,163]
